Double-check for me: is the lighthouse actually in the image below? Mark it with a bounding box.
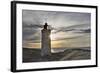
[41,23,51,56]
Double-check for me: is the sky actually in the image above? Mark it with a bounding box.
[22,10,91,49]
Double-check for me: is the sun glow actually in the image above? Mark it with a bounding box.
[50,34,57,40]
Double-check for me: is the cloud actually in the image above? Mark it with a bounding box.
[52,24,90,34]
[23,24,43,30]
[52,34,85,41]
[75,28,91,33]
[23,23,91,44]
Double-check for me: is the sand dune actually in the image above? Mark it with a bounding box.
[23,48,90,63]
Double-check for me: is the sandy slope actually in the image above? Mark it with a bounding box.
[23,48,90,63]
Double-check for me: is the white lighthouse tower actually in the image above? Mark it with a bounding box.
[41,23,51,56]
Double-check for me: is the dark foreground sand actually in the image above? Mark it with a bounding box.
[23,48,90,63]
